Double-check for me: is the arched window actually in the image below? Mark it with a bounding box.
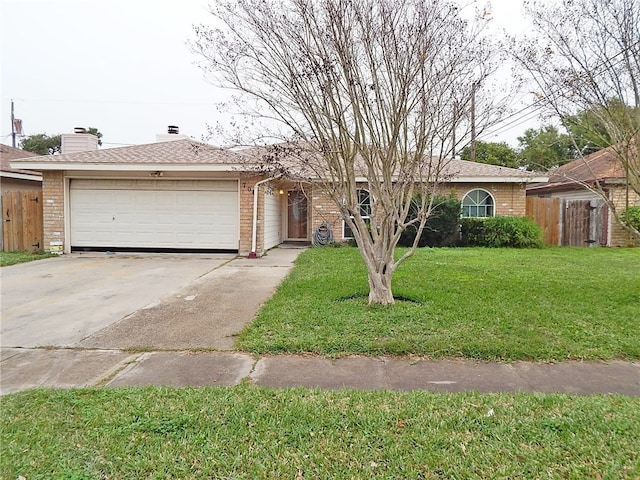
[343,189,371,238]
[462,189,495,218]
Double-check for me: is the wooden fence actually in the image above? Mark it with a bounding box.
[1,191,43,252]
[526,197,560,246]
[526,197,607,246]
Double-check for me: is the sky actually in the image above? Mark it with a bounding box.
[1,0,539,150]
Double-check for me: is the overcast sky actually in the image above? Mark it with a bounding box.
[1,0,538,150]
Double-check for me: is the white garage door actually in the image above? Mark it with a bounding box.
[70,179,238,250]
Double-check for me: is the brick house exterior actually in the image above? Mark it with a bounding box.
[11,135,545,255]
[307,180,530,243]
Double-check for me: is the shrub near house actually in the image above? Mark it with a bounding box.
[397,194,543,249]
[398,194,462,247]
[460,217,544,248]
[622,206,640,234]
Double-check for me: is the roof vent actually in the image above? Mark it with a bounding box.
[74,127,88,134]
[167,125,179,134]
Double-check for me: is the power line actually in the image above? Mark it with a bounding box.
[477,37,640,143]
[479,105,546,141]
[3,97,216,107]
[478,103,546,141]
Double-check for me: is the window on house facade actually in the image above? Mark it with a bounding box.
[343,189,371,239]
[462,189,495,217]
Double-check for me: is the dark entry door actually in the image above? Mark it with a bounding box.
[287,190,308,239]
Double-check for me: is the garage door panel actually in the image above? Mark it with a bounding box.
[70,180,238,250]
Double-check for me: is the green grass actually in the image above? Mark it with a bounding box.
[2,386,639,479]
[0,250,56,267]
[238,247,640,360]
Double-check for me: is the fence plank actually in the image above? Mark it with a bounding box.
[526,197,560,246]
[23,191,43,251]
[563,200,591,246]
[2,191,43,252]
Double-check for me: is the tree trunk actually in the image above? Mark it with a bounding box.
[354,220,398,306]
[367,268,395,305]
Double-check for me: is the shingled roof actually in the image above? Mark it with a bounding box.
[549,147,625,183]
[10,139,242,167]
[441,158,543,181]
[528,146,630,193]
[235,142,546,182]
[0,144,42,178]
[10,138,546,182]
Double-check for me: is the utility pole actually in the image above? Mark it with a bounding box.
[452,100,458,160]
[470,82,477,162]
[10,100,23,148]
[11,99,16,148]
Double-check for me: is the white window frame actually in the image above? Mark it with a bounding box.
[461,188,495,218]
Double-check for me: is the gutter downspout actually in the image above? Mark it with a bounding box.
[249,176,281,258]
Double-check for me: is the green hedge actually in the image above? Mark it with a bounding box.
[621,206,640,232]
[460,216,543,248]
[398,194,462,247]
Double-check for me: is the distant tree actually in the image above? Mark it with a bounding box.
[460,141,518,168]
[562,103,620,155]
[516,125,575,170]
[513,0,640,240]
[87,127,103,146]
[19,127,103,155]
[19,133,62,155]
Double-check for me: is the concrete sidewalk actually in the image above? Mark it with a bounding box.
[1,348,638,396]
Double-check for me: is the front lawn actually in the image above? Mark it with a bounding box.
[0,250,56,267]
[238,247,640,360]
[2,386,638,479]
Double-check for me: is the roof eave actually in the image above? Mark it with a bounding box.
[0,171,43,181]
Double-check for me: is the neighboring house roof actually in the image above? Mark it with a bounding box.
[0,144,43,181]
[10,138,546,183]
[528,146,628,194]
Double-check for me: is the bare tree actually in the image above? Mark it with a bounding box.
[193,0,502,304]
[513,0,640,239]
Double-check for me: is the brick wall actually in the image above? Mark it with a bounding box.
[42,171,65,252]
[446,182,528,217]
[609,185,640,247]
[310,185,344,240]
[309,181,529,242]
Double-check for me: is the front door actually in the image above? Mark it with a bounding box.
[287,190,308,239]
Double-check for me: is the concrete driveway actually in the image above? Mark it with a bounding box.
[1,250,298,349]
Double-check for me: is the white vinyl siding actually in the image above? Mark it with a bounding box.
[263,187,281,250]
[70,179,238,249]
